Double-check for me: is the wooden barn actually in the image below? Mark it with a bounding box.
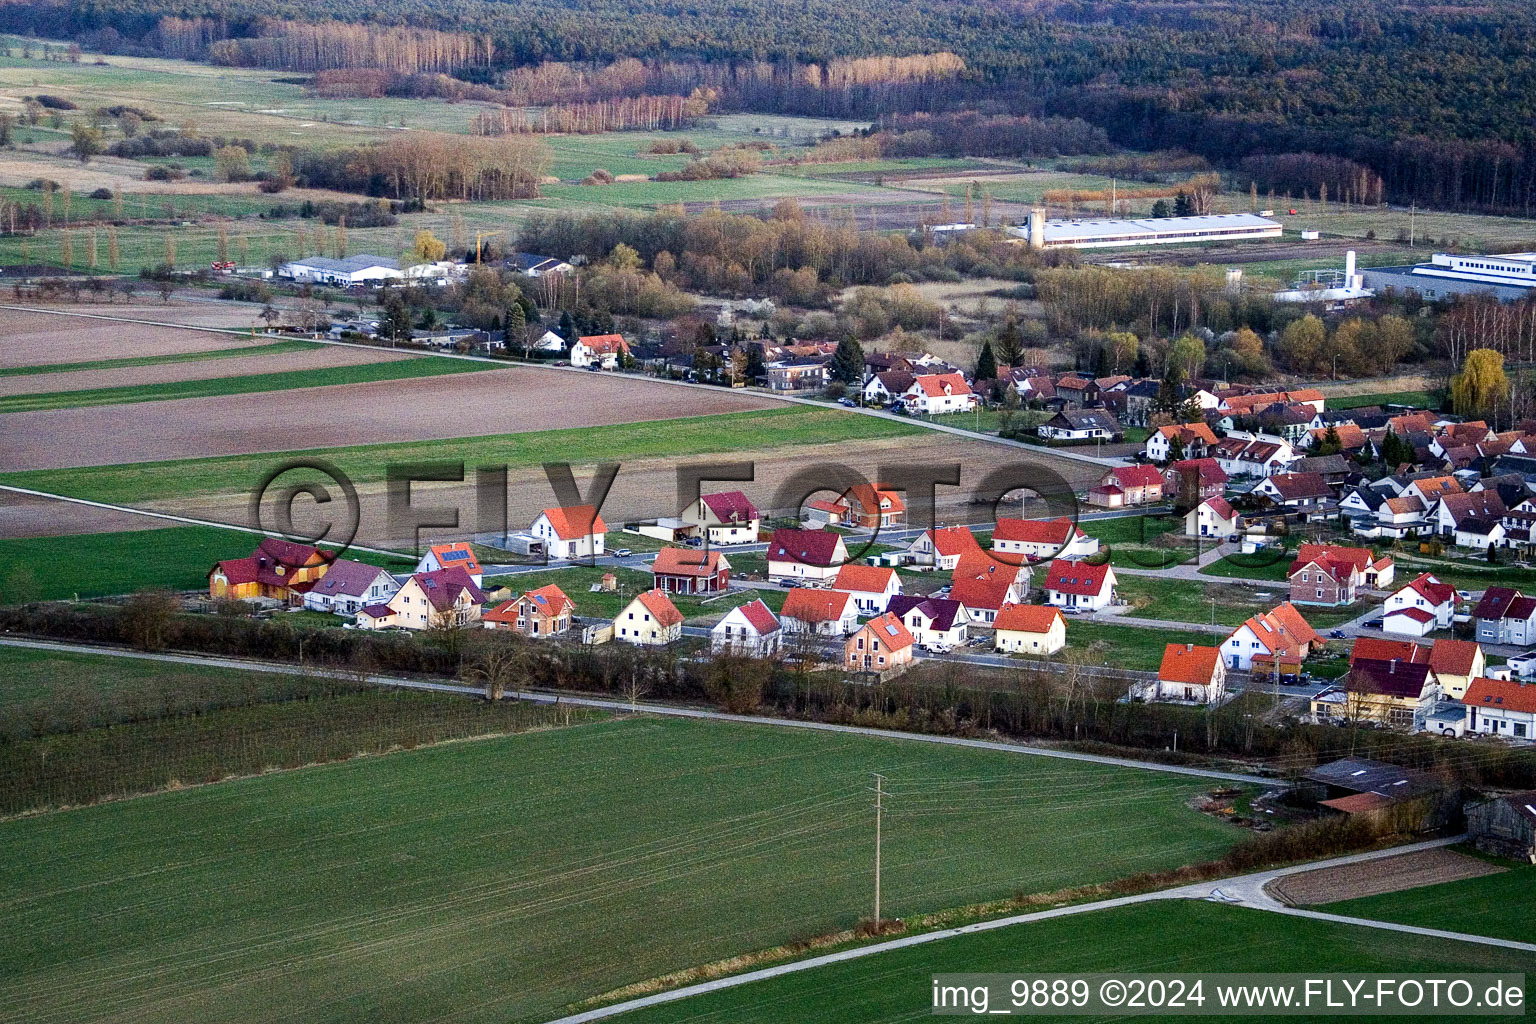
[1465,792,1536,863]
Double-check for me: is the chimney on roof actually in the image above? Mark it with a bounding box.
[1186,643,1194,652]
[1389,658,1397,673]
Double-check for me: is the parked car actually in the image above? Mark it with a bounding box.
[1329,629,1347,639]
[838,397,857,407]
[615,548,633,557]
[1365,618,1384,629]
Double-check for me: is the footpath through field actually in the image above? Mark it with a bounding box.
[540,836,1536,1024]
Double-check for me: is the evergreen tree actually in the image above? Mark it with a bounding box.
[745,344,766,382]
[1316,424,1342,456]
[830,335,865,386]
[379,293,413,345]
[1167,433,1186,462]
[975,339,997,381]
[505,303,527,352]
[995,318,1024,367]
[1150,198,1172,218]
[557,309,576,341]
[1173,192,1195,217]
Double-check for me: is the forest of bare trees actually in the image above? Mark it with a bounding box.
[471,93,709,135]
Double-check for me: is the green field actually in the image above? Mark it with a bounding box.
[0,407,924,505]
[0,338,318,378]
[1331,390,1445,411]
[533,173,888,210]
[610,900,1536,1024]
[1321,857,1535,944]
[0,642,291,711]
[1053,620,1221,671]
[0,526,406,603]
[1115,575,1363,629]
[0,354,487,413]
[0,715,1248,1024]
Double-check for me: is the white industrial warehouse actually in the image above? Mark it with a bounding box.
[1361,252,1536,301]
[1007,211,1283,250]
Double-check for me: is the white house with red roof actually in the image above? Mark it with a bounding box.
[1463,676,1536,741]
[844,612,916,674]
[1087,465,1164,508]
[301,559,399,616]
[1134,643,1227,704]
[1223,602,1320,672]
[531,504,608,560]
[652,546,731,595]
[615,589,684,645]
[831,564,903,616]
[993,604,1066,655]
[711,599,782,657]
[1383,573,1457,635]
[416,542,482,587]
[1144,422,1219,463]
[356,567,485,631]
[779,588,859,635]
[949,554,1031,624]
[900,373,976,415]
[905,526,981,570]
[991,517,1099,562]
[766,528,848,584]
[1184,496,1242,540]
[1042,559,1117,612]
[570,333,630,369]
[681,491,760,544]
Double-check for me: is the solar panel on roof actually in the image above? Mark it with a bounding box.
[440,550,471,562]
[885,624,899,636]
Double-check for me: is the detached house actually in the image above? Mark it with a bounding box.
[1043,559,1117,612]
[862,370,916,406]
[1253,471,1331,510]
[1184,496,1242,540]
[991,517,1099,561]
[357,567,484,631]
[1345,657,1441,730]
[1432,491,1507,541]
[1463,676,1536,742]
[712,599,782,658]
[1289,543,1392,606]
[1475,588,1536,646]
[569,333,630,369]
[1037,408,1120,442]
[652,546,731,595]
[1383,573,1457,636]
[780,587,859,635]
[1223,602,1321,673]
[483,583,575,637]
[416,542,483,587]
[1087,465,1164,508]
[1212,435,1296,478]
[992,604,1066,655]
[845,612,916,675]
[1164,458,1228,506]
[839,484,906,529]
[681,491,760,545]
[1376,495,1428,539]
[1144,422,1219,463]
[615,589,684,645]
[209,538,331,604]
[906,526,981,570]
[301,559,399,616]
[1428,638,1485,700]
[532,504,607,560]
[949,554,1031,624]
[832,564,902,616]
[1135,643,1228,705]
[766,528,848,584]
[886,595,971,650]
[901,373,977,415]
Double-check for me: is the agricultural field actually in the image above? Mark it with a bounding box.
[534,173,890,211]
[0,337,319,377]
[609,900,1536,1024]
[1320,856,1535,945]
[0,714,1250,1024]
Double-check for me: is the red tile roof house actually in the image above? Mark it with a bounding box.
[992,603,1066,655]
[1042,559,1117,612]
[569,333,630,369]
[415,542,483,587]
[1463,676,1536,742]
[208,537,333,604]
[949,553,1031,624]
[680,491,760,544]
[831,564,903,616]
[301,559,400,616]
[766,528,849,584]
[779,587,860,635]
[1184,496,1241,540]
[900,372,977,415]
[1288,543,1392,606]
[838,484,906,529]
[991,517,1099,562]
[1222,602,1321,672]
[1144,422,1219,463]
[614,588,684,645]
[357,566,485,631]
[711,598,782,658]
[531,504,608,560]
[886,595,971,650]
[1134,643,1228,704]
[652,546,731,595]
[1383,573,1457,636]
[1087,465,1164,508]
[845,611,917,675]
[483,583,576,637]
[802,497,850,527]
[905,526,982,570]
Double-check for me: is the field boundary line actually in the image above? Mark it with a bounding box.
[0,483,412,559]
[0,304,1126,468]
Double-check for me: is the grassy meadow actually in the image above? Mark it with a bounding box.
[1320,857,1535,945]
[0,714,1248,1024]
[611,900,1536,1024]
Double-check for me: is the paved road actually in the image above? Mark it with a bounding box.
[540,836,1534,1024]
[0,635,1271,785]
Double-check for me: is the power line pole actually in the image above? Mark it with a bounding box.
[872,772,885,925]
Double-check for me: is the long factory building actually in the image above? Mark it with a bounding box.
[1007,211,1283,250]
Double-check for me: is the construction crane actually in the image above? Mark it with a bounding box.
[475,230,504,265]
